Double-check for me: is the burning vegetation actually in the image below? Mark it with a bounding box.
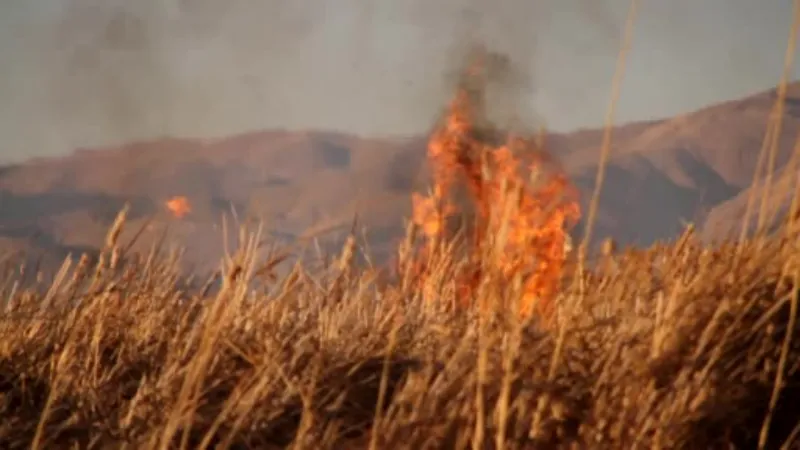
[165,195,191,218]
[410,49,581,318]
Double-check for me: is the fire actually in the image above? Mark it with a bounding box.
[165,196,191,218]
[409,49,581,318]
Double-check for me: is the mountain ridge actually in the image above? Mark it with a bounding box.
[1,82,799,274]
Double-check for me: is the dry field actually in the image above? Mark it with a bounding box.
[0,207,799,449]
[3,9,800,447]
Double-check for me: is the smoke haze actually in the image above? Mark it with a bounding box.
[0,0,795,162]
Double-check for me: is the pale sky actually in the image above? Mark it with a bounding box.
[0,0,796,162]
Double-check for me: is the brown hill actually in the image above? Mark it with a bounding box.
[0,131,425,274]
[557,82,800,245]
[1,82,799,274]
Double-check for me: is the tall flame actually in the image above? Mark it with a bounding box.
[410,49,581,318]
[165,196,191,219]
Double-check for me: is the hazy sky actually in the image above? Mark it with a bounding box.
[0,0,796,162]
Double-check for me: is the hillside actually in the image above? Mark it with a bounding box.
[1,82,799,273]
[557,82,800,244]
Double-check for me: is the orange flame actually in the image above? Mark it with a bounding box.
[165,196,191,219]
[410,49,581,318]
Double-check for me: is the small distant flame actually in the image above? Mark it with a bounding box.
[165,196,191,218]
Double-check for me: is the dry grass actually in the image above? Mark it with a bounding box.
[0,205,799,450]
[4,5,800,443]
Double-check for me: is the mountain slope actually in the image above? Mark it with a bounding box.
[560,82,800,245]
[1,82,799,273]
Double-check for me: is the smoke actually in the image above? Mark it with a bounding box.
[0,0,623,162]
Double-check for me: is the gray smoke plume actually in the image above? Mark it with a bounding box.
[0,0,627,162]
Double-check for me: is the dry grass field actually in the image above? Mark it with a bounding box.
[1,204,800,449]
[4,5,800,448]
